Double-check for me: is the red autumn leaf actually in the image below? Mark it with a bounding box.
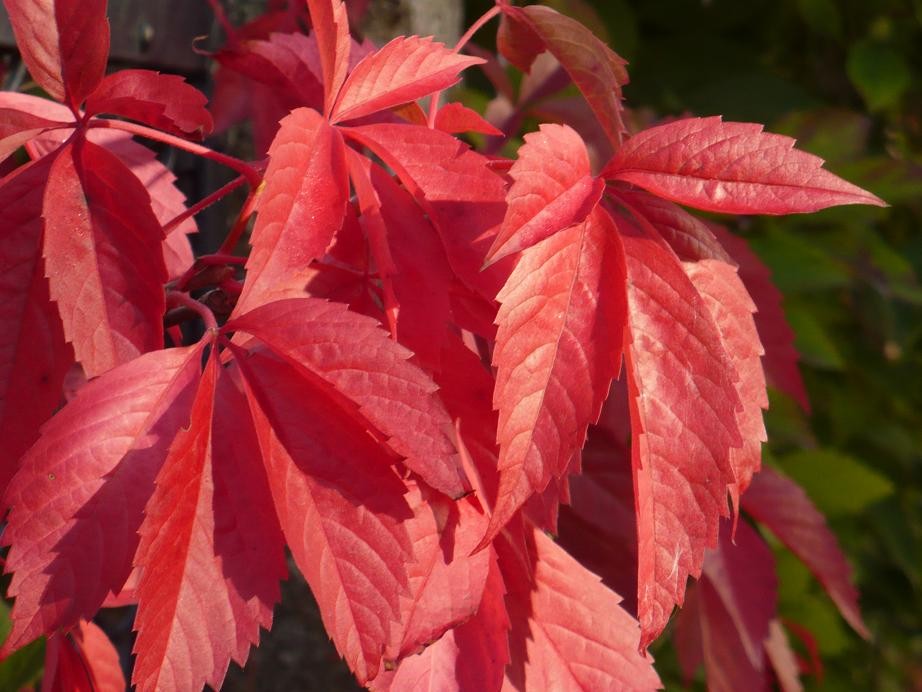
[488,123,606,263]
[343,123,511,301]
[227,297,470,499]
[383,485,491,662]
[434,102,503,136]
[131,354,286,692]
[603,117,887,214]
[615,189,735,264]
[612,212,743,648]
[710,225,810,410]
[500,4,629,147]
[683,259,767,511]
[0,108,69,161]
[0,157,72,495]
[237,349,413,684]
[3,0,109,108]
[764,620,804,692]
[742,467,869,638]
[499,525,661,690]
[372,549,509,692]
[42,137,167,377]
[331,36,483,124]
[43,620,126,692]
[237,107,348,313]
[487,207,625,543]
[0,345,203,653]
[305,0,351,114]
[84,69,213,139]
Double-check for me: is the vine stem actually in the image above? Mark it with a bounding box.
[88,118,263,189]
[162,175,246,235]
[218,185,261,254]
[166,291,218,332]
[427,5,502,128]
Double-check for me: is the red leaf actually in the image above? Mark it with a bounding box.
[710,225,810,410]
[699,520,777,690]
[42,138,167,377]
[0,157,72,495]
[434,102,503,136]
[615,189,734,264]
[84,69,213,139]
[343,123,511,302]
[331,36,483,124]
[499,525,660,690]
[603,117,886,214]
[305,0,351,114]
[3,0,109,108]
[764,620,804,692]
[43,620,125,692]
[488,123,605,263]
[502,5,629,148]
[487,208,625,543]
[227,297,470,499]
[131,354,286,692]
[742,467,868,637]
[237,349,413,683]
[1,345,203,653]
[383,486,491,662]
[612,212,743,647]
[237,107,348,313]
[683,259,767,511]
[372,549,509,692]
[0,108,69,161]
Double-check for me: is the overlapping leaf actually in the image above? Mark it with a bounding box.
[306,0,351,114]
[227,298,470,498]
[42,137,166,377]
[742,467,868,637]
[331,36,483,123]
[604,117,887,214]
[488,122,605,263]
[42,620,125,692]
[84,69,213,139]
[1,346,203,653]
[131,355,286,692]
[237,107,348,313]
[612,212,743,647]
[488,208,625,542]
[3,0,109,108]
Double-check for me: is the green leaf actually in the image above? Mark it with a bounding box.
[0,602,45,690]
[847,40,911,111]
[785,306,846,370]
[777,449,894,517]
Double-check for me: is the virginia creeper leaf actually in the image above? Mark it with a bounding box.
[131,354,286,692]
[42,137,167,377]
[710,225,809,410]
[227,297,470,498]
[372,549,509,692]
[603,117,887,214]
[3,0,109,108]
[0,157,72,496]
[487,208,625,543]
[0,108,68,161]
[305,0,351,115]
[612,212,743,648]
[42,620,125,692]
[238,349,413,683]
[84,69,213,139]
[331,36,483,124]
[500,5,629,147]
[488,123,605,263]
[684,259,767,512]
[764,620,804,692]
[1,345,203,653]
[237,107,348,313]
[499,526,660,690]
[742,468,869,637]
[434,102,503,136]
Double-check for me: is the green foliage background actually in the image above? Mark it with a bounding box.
[505,0,921,688]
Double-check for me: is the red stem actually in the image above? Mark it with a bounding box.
[218,185,261,254]
[88,118,262,189]
[162,175,246,235]
[166,291,218,332]
[206,0,237,42]
[427,5,502,128]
